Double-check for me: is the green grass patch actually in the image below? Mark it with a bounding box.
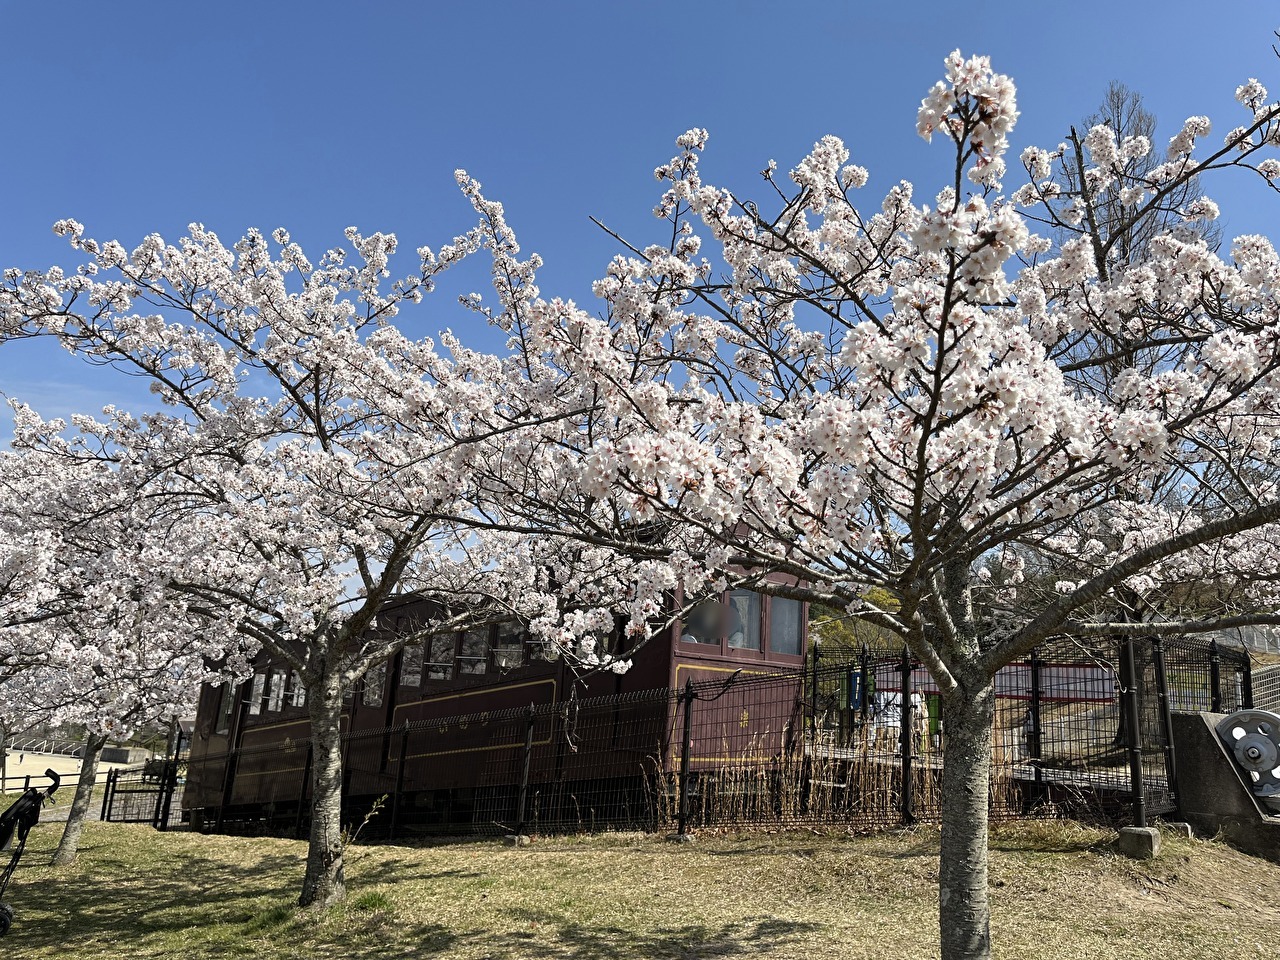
[0,820,1274,958]
[349,890,393,912]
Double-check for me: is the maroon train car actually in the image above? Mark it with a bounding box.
[182,587,810,832]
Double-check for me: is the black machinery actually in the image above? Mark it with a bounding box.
[0,769,61,936]
[1217,710,1280,813]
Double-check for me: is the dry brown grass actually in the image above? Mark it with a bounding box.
[2,819,1276,959]
[653,708,1025,829]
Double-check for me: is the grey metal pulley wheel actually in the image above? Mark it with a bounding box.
[1217,709,1280,812]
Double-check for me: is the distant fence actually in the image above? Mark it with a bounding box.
[1252,662,1280,712]
[170,634,1252,841]
[4,736,86,759]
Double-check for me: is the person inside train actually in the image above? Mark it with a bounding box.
[680,599,724,645]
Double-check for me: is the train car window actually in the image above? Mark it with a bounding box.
[680,599,724,644]
[727,590,762,650]
[288,671,307,708]
[426,634,455,680]
[247,672,266,716]
[363,662,386,707]
[493,622,524,670]
[458,629,489,675]
[266,670,286,712]
[769,597,804,656]
[401,642,424,686]
[214,684,234,735]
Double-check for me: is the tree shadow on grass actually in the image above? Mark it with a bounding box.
[9,827,825,959]
[489,915,820,960]
[6,827,320,951]
[988,830,1104,856]
[6,834,508,955]
[294,915,822,960]
[348,855,483,886]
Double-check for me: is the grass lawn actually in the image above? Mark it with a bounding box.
[1,820,1275,959]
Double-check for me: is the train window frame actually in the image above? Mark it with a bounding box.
[214,683,234,735]
[247,672,266,716]
[287,670,307,708]
[766,595,806,661]
[363,662,387,707]
[425,633,456,682]
[727,590,763,652]
[266,669,286,712]
[677,590,768,661]
[457,628,489,676]
[400,641,425,687]
[493,622,525,671]
[679,597,726,647]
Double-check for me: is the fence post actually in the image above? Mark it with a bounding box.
[677,679,695,836]
[1151,636,1179,816]
[23,775,30,793]
[389,722,411,842]
[1121,638,1146,828]
[1209,639,1222,712]
[294,743,312,840]
[859,643,870,730]
[810,640,821,744]
[1027,647,1044,809]
[216,748,237,833]
[1242,656,1255,710]
[515,703,537,837]
[151,762,169,829]
[157,760,178,831]
[99,769,114,822]
[900,646,914,825]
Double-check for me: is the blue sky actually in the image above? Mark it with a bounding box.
[2,1,1278,437]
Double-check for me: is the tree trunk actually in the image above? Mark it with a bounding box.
[52,733,107,866]
[298,669,346,908]
[938,681,996,960]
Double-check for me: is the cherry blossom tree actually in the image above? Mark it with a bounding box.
[459,53,1280,960]
[0,233,498,903]
[0,447,229,864]
[0,452,61,793]
[0,212,650,906]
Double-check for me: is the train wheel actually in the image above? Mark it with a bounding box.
[0,901,14,936]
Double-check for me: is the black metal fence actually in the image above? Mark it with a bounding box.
[169,634,1252,840]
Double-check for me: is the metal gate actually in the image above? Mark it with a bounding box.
[100,759,182,830]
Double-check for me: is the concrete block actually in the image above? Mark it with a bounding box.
[666,832,696,844]
[503,834,531,847]
[1117,825,1162,860]
[1159,821,1194,839]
